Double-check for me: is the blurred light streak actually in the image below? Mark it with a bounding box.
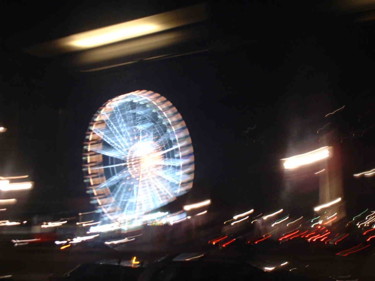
[70,234,99,244]
[325,105,345,118]
[324,216,337,225]
[287,216,303,226]
[195,210,207,216]
[231,216,249,226]
[363,228,375,235]
[233,209,254,220]
[0,181,33,191]
[311,216,320,222]
[326,213,337,220]
[29,4,207,55]
[0,220,21,226]
[209,235,228,245]
[334,234,349,245]
[367,235,375,242]
[183,199,211,211]
[0,208,6,212]
[60,244,71,250]
[12,238,40,243]
[280,261,289,266]
[282,146,331,170]
[76,220,94,225]
[352,209,368,221]
[185,254,204,261]
[271,216,289,227]
[0,126,7,133]
[55,240,68,245]
[221,238,236,248]
[336,244,371,256]
[0,198,17,205]
[105,237,136,245]
[41,221,67,228]
[314,197,342,212]
[353,168,375,178]
[253,234,271,244]
[279,230,300,241]
[89,222,120,233]
[263,267,276,272]
[0,175,28,180]
[314,169,326,175]
[263,209,283,220]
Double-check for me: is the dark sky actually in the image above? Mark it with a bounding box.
[0,0,374,218]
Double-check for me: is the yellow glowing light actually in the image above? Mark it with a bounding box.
[131,256,140,265]
[314,197,342,212]
[70,24,158,48]
[282,146,331,170]
[60,244,71,250]
[0,198,17,205]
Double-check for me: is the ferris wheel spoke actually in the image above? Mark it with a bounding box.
[93,128,126,154]
[112,106,136,144]
[102,112,129,150]
[152,169,180,185]
[97,169,128,189]
[152,176,175,200]
[94,147,126,160]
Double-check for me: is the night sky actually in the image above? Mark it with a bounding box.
[0,1,374,218]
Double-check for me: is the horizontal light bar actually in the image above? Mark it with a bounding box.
[263,209,283,220]
[314,197,342,212]
[183,199,211,211]
[0,181,33,192]
[282,146,331,170]
[28,4,207,56]
[0,199,17,205]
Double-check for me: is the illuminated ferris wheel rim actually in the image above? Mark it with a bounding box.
[82,90,194,226]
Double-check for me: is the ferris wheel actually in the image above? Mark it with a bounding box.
[82,90,194,228]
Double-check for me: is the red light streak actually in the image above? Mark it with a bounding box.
[278,230,299,241]
[254,234,271,244]
[341,244,371,256]
[209,235,228,245]
[366,235,375,242]
[221,238,236,248]
[323,216,337,225]
[334,233,349,245]
[363,228,375,236]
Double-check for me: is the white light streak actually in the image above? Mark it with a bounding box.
[195,210,207,216]
[185,254,204,261]
[89,222,120,233]
[354,168,375,178]
[0,208,6,212]
[0,198,17,205]
[233,209,254,220]
[325,105,345,118]
[105,237,136,245]
[326,212,337,220]
[183,199,211,211]
[314,197,342,212]
[231,216,249,226]
[0,181,33,191]
[41,221,67,228]
[263,209,283,220]
[314,169,326,175]
[287,216,303,227]
[12,238,40,244]
[264,267,276,272]
[271,216,289,227]
[282,146,331,170]
[70,234,99,244]
[0,220,21,226]
[280,261,289,266]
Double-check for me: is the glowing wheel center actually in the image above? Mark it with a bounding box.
[127,141,163,179]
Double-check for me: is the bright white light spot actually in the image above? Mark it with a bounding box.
[183,199,211,211]
[314,197,342,212]
[282,146,331,170]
